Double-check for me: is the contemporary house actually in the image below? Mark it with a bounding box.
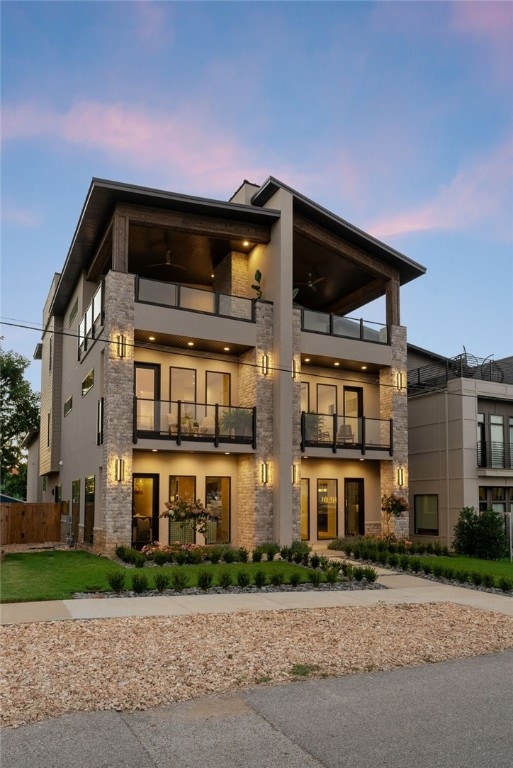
[34,176,425,554]
[407,346,513,547]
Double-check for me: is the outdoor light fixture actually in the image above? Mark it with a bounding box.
[396,371,405,390]
[292,359,298,379]
[261,462,270,484]
[116,334,126,358]
[115,458,125,482]
[261,354,270,376]
[292,463,300,484]
[397,467,404,487]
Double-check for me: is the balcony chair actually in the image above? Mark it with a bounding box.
[337,424,354,444]
[200,416,215,435]
[167,412,178,434]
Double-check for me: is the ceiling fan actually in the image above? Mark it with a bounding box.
[294,272,326,292]
[149,249,186,270]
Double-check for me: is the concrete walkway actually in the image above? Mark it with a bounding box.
[2,569,512,625]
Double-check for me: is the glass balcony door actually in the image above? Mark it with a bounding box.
[135,364,160,432]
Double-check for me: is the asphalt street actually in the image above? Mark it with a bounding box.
[2,649,512,768]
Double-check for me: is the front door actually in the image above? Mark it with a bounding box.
[317,478,338,540]
[345,478,364,536]
[132,474,159,548]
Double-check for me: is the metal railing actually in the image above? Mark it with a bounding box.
[477,441,512,470]
[301,412,393,454]
[301,310,388,344]
[409,353,513,394]
[134,398,256,448]
[136,277,255,322]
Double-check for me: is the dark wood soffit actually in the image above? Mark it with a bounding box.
[87,223,113,281]
[294,214,398,280]
[325,278,386,315]
[118,204,272,244]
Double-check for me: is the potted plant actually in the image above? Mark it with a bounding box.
[220,407,253,437]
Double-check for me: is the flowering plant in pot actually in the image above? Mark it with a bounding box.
[160,496,220,535]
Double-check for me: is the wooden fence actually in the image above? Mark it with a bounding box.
[0,503,64,545]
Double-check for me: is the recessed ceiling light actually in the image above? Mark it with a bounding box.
[211,273,215,278]
[187,341,194,347]
[304,358,310,363]
[223,346,230,352]
[243,240,249,247]
[149,335,155,341]
[334,361,340,367]
[361,365,367,370]
[152,449,158,453]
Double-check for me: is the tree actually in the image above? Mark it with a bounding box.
[0,345,40,499]
[453,506,507,560]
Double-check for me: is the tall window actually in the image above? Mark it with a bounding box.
[205,371,230,407]
[301,382,309,413]
[84,475,95,545]
[205,477,230,544]
[170,367,196,422]
[490,415,504,468]
[414,495,438,535]
[81,369,94,397]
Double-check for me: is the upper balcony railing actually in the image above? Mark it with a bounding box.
[477,441,512,470]
[301,412,393,455]
[134,398,256,448]
[301,309,388,345]
[136,277,255,322]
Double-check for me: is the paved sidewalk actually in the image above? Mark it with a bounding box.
[2,571,512,625]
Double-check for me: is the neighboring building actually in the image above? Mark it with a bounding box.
[407,346,513,547]
[34,176,425,555]
[21,428,41,503]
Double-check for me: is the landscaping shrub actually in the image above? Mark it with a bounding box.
[236,570,251,588]
[174,551,187,566]
[253,570,267,588]
[343,543,353,558]
[498,577,513,593]
[442,567,455,581]
[208,547,223,564]
[133,552,146,568]
[187,548,204,565]
[197,570,214,591]
[251,547,263,563]
[324,567,339,584]
[154,572,170,593]
[170,568,189,592]
[107,570,125,594]
[432,563,444,578]
[293,551,304,564]
[453,507,507,560]
[115,545,129,562]
[308,569,323,587]
[222,548,237,564]
[288,572,302,587]
[410,558,421,573]
[362,566,377,583]
[237,547,249,563]
[351,544,362,560]
[388,553,399,568]
[376,550,388,566]
[131,572,149,594]
[352,567,365,582]
[422,562,432,576]
[310,554,321,570]
[471,572,483,587]
[154,550,168,566]
[280,545,292,561]
[456,570,470,584]
[270,572,284,587]
[399,555,410,571]
[482,574,495,589]
[343,563,354,581]
[218,570,233,590]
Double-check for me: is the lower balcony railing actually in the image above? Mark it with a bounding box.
[477,441,512,470]
[301,309,388,344]
[301,412,393,455]
[134,399,256,448]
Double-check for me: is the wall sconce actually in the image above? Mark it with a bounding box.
[261,461,270,485]
[396,371,405,390]
[397,467,404,487]
[261,354,270,376]
[115,458,125,482]
[116,334,127,358]
[292,463,300,484]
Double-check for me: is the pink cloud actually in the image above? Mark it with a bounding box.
[451,1,513,84]
[367,139,513,242]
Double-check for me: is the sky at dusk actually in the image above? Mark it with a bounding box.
[1,0,512,391]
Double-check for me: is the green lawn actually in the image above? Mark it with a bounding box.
[414,554,513,579]
[0,551,308,603]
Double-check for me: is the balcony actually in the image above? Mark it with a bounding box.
[134,399,256,448]
[136,277,255,322]
[301,309,388,344]
[477,441,512,470]
[301,412,393,455]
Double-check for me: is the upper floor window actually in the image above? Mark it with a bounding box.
[64,396,73,416]
[69,298,78,327]
[82,369,94,397]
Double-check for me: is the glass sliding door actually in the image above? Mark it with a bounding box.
[317,479,337,540]
[135,364,160,432]
[132,474,159,548]
[168,475,196,544]
[344,387,362,443]
[205,476,230,544]
[170,367,197,431]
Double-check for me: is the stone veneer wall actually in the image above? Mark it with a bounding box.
[99,271,136,554]
[214,251,249,298]
[379,325,409,538]
[236,301,274,548]
[291,308,302,541]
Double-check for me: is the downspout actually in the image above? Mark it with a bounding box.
[445,390,451,548]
